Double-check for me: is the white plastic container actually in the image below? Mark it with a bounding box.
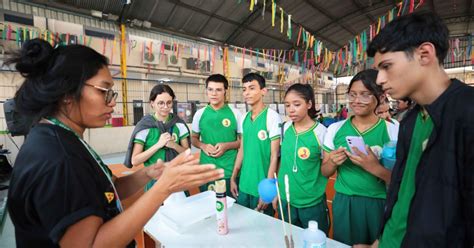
[163,191,187,206]
[158,191,235,233]
[303,221,327,248]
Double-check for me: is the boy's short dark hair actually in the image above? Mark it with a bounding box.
[367,12,449,64]
[205,74,228,89]
[242,73,265,89]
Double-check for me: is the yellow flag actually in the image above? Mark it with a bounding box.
[280,7,284,33]
[377,17,381,34]
[250,0,254,11]
[272,0,275,27]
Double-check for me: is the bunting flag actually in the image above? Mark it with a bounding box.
[87,35,93,47]
[376,17,381,34]
[467,35,472,64]
[397,1,404,16]
[262,0,266,18]
[250,0,255,12]
[409,0,415,13]
[211,47,216,73]
[271,0,276,27]
[1,24,7,40]
[102,38,107,55]
[280,7,284,33]
[287,15,292,39]
[305,32,310,50]
[415,0,424,9]
[297,26,302,47]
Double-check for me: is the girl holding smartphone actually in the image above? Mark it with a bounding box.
[321,69,398,246]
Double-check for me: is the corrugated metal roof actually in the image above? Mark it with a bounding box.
[25,0,474,51]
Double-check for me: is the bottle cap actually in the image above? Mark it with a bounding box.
[215,180,226,194]
[308,220,318,230]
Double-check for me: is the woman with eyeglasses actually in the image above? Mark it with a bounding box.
[124,84,191,191]
[321,69,399,246]
[7,39,223,247]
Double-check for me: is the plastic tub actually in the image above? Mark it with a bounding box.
[158,191,235,233]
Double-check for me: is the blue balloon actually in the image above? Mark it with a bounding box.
[258,178,277,203]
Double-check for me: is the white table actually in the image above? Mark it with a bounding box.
[144,203,349,248]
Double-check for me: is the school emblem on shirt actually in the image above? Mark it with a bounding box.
[172,133,178,142]
[104,192,115,203]
[258,130,268,140]
[222,118,231,127]
[298,147,310,160]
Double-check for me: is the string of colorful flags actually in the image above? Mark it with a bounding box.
[1,1,473,78]
[239,0,438,75]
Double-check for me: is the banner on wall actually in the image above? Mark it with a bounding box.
[46,19,83,37]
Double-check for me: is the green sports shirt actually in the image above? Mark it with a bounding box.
[239,107,282,197]
[133,114,189,167]
[279,121,328,208]
[191,104,242,178]
[323,117,399,199]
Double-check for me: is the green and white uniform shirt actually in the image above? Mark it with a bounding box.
[279,121,328,208]
[133,114,190,167]
[323,117,399,199]
[192,104,243,178]
[240,107,282,197]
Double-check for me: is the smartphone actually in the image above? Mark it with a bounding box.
[345,136,368,155]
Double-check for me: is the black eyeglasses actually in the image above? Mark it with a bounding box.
[85,84,118,104]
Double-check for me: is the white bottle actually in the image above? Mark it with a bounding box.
[303,221,326,248]
[215,180,228,235]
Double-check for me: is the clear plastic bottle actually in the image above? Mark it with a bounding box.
[215,180,228,235]
[303,221,326,248]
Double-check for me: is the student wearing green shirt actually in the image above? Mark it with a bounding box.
[275,83,329,232]
[130,85,190,191]
[322,69,398,246]
[360,12,474,248]
[230,73,282,216]
[192,74,242,196]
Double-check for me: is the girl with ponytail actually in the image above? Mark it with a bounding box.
[274,83,330,233]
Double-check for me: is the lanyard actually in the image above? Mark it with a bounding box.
[45,117,123,212]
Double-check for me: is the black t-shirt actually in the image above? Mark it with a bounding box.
[8,124,132,247]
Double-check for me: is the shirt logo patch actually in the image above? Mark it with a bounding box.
[172,133,178,142]
[222,118,231,127]
[422,139,428,152]
[298,147,310,160]
[105,192,115,203]
[258,130,268,140]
